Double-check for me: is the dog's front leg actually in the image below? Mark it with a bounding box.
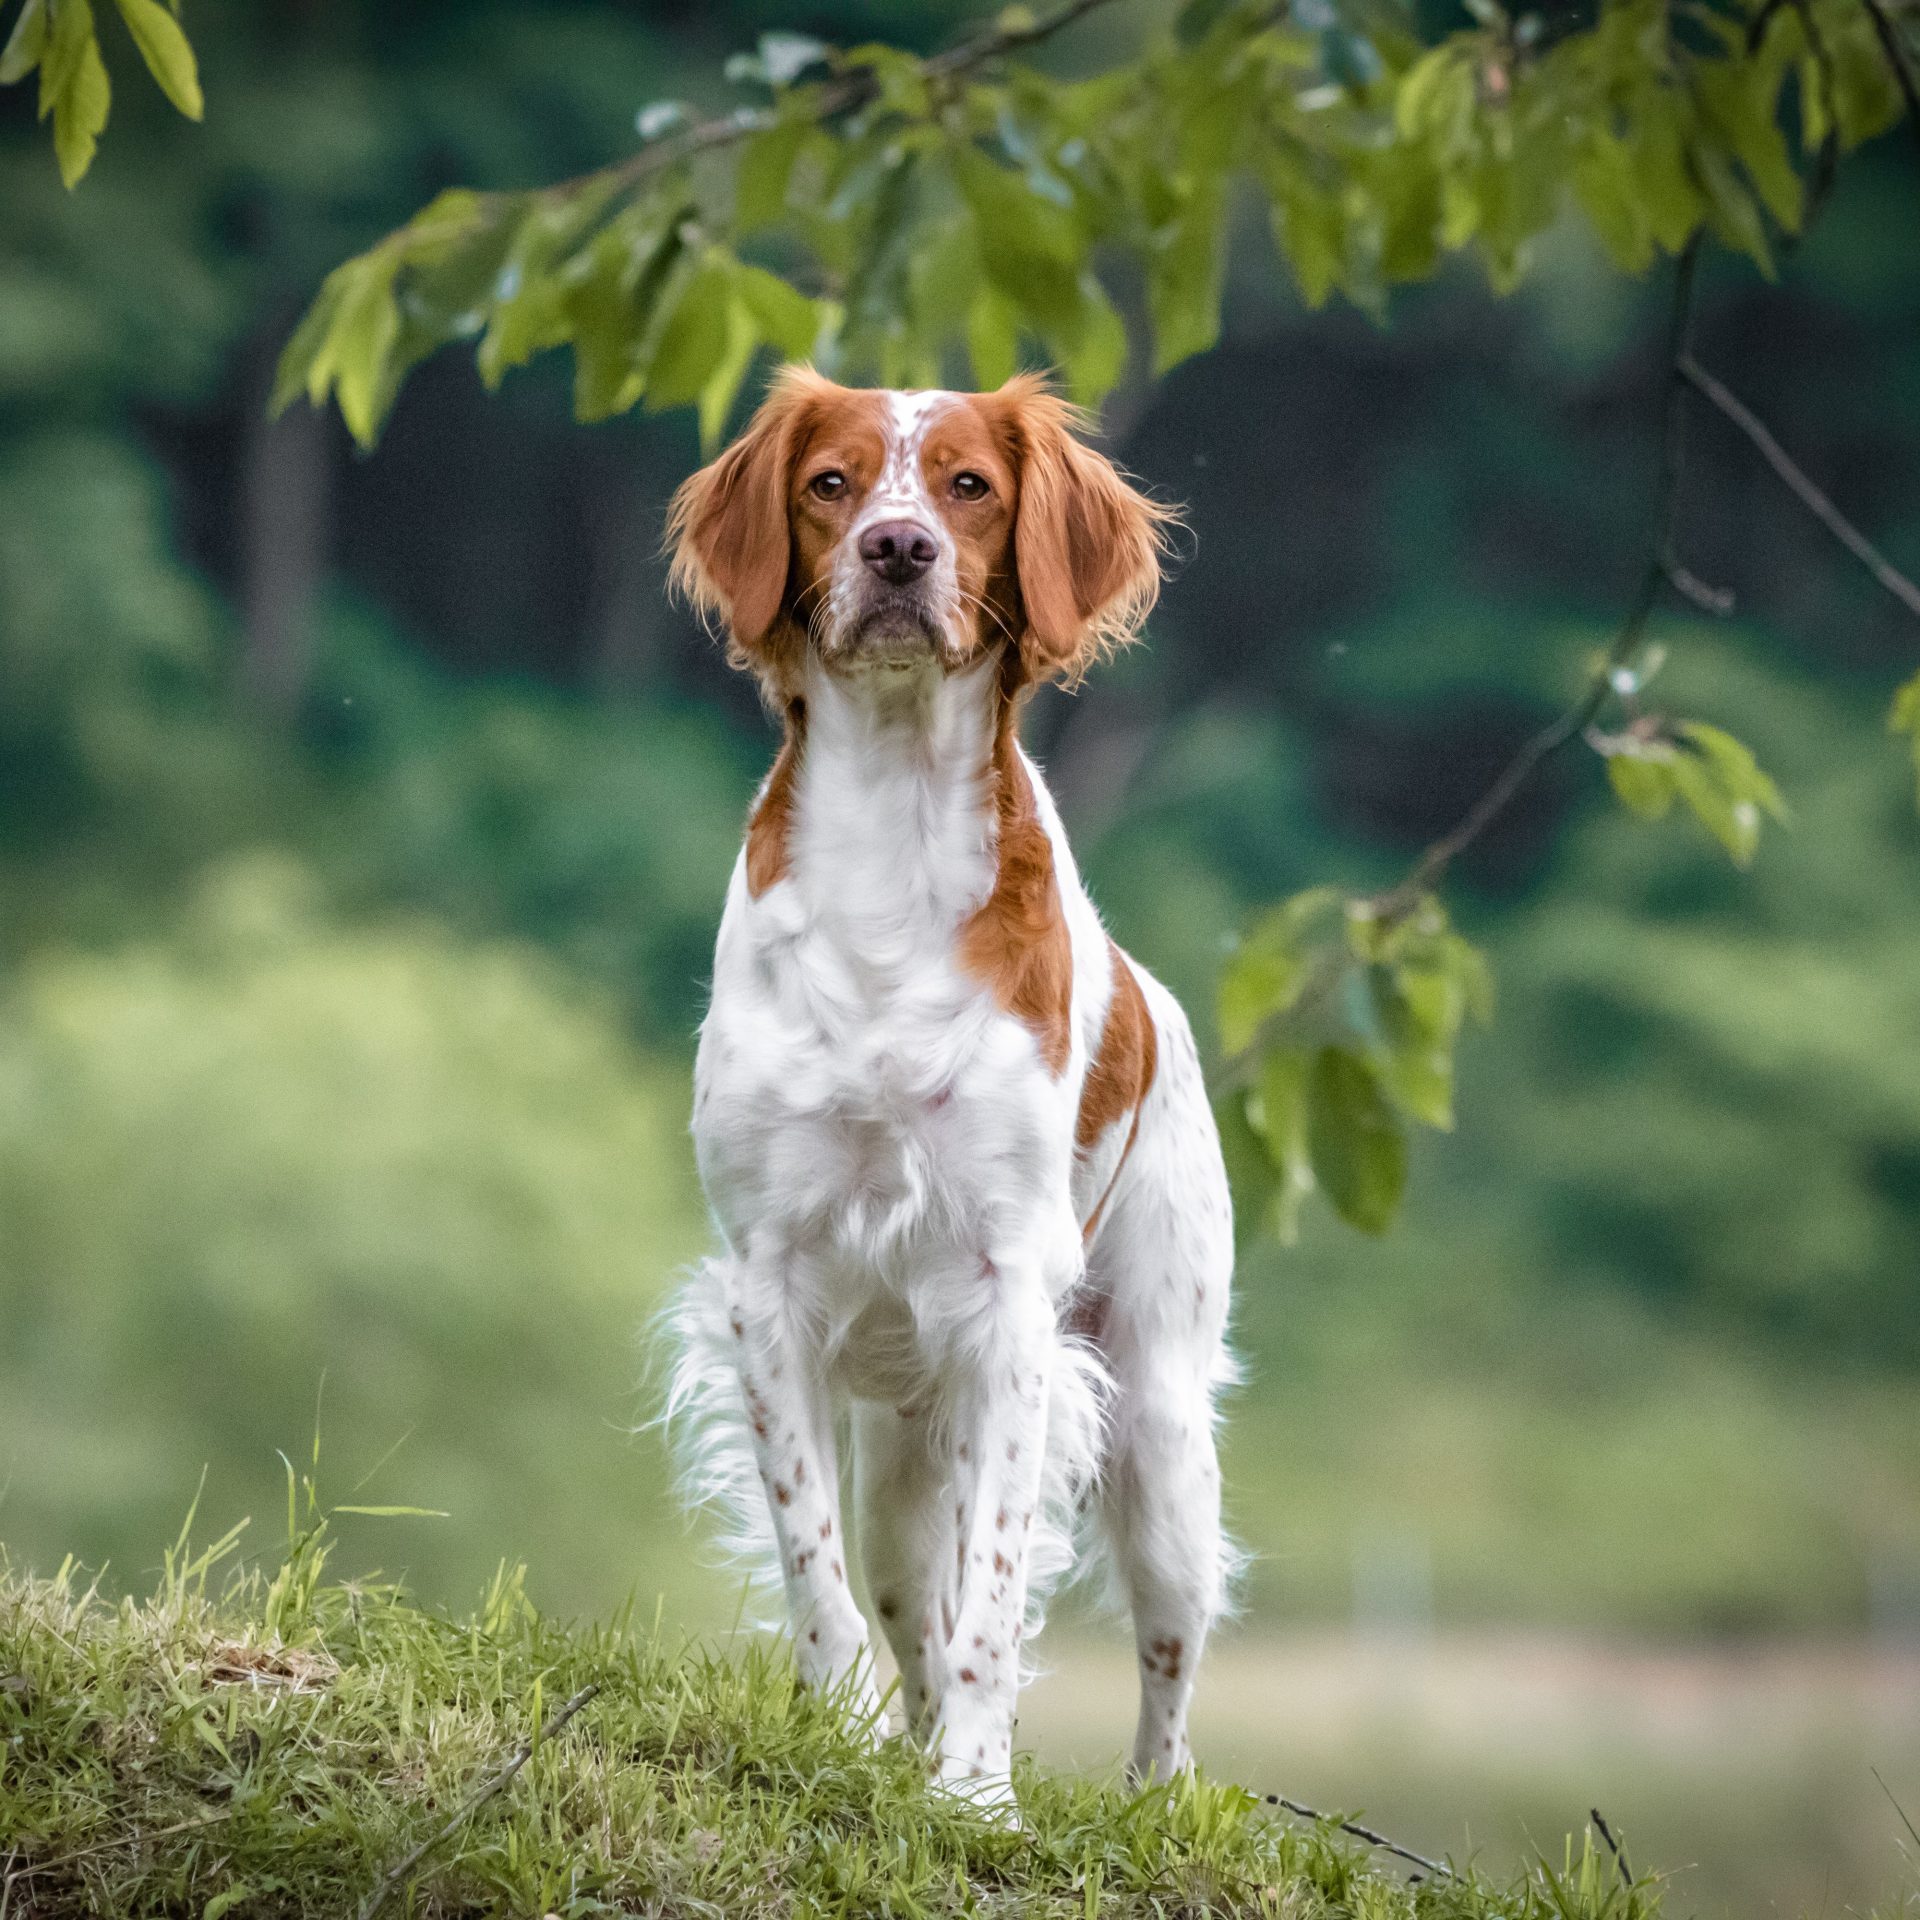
[725,1266,879,1720]
[933,1280,1053,1800]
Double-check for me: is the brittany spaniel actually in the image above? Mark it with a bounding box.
[664,369,1237,1803]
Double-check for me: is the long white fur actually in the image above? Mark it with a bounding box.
[665,391,1238,1801]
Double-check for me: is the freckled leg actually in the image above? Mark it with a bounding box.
[852,1399,954,1739]
[933,1288,1053,1801]
[1103,1372,1226,1782]
[725,1275,878,1720]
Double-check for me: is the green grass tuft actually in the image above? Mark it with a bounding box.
[0,1495,1679,1920]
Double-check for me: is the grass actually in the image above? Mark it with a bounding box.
[0,1480,1798,1920]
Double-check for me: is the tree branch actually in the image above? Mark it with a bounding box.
[1363,244,1702,924]
[1679,352,1920,621]
[356,1683,601,1920]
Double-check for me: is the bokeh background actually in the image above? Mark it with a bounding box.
[3,3,1918,1913]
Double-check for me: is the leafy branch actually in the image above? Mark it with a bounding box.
[1214,234,1920,1240]
[0,0,202,187]
[273,0,1920,449]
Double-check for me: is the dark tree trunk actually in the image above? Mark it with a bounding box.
[239,335,332,718]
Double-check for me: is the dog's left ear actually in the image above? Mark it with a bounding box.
[998,376,1177,686]
[668,373,807,676]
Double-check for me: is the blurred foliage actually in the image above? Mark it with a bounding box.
[0,0,1916,1642]
[279,0,1917,436]
[0,852,711,1611]
[1,0,202,187]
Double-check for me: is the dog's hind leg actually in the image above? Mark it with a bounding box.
[852,1398,953,1738]
[1090,1003,1237,1781]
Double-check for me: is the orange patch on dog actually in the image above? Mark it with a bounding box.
[1077,942,1158,1241]
[745,702,803,898]
[1077,940,1157,1147]
[959,693,1072,1075]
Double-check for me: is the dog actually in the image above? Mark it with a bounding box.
[664,369,1237,1803]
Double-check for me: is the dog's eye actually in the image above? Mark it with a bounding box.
[809,471,847,501]
[952,471,990,501]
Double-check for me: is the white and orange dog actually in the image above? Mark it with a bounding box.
[665,370,1236,1802]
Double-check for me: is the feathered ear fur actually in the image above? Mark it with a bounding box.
[667,370,820,688]
[995,374,1178,686]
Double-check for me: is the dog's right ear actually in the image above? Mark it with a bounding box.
[667,377,803,667]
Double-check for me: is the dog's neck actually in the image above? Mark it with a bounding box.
[775,649,1011,937]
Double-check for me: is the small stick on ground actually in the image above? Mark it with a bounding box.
[356,1682,602,1920]
[1261,1790,1456,1880]
[1591,1806,1634,1887]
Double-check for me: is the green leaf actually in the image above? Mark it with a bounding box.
[842,40,930,115]
[112,0,200,119]
[1217,942,1304,1058]
[1678,721,1789,821]
[1254,1049,1316,1243]
[966,281,1021,390]
[1216,886,1340,1054]
[1051,272,1128,408]
[477,192,615,390]
[1306,1046,1406,1236]
[1265,168,1347,309]
[283,248,404,445]
[1669,751,1756,864]
[698,294,760,455]
[732,261,822,360]
[1606,748,1677,819]
[1369,964,1458,1130]
[331,1505,451,1519]
[1148,180,1226,374]
[562,210,682,422]
[1214,1090,1283,1251]
[327,254,403,447]
[1175,0,1236,48]
[0,0,49,85]
[736,115,814,231]
[643,256,735,414]
[1890,670,1920,808]
[1573,131,1654,273]
[1626,102,1706,255]
[1694,143,1774,275]
[42,0,111,189]
[1696,51,1802,234]
[270,275,344,417]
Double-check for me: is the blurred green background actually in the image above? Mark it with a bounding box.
[2,3,1918,1913]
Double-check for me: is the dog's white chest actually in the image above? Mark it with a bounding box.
[695,898,1062,1278]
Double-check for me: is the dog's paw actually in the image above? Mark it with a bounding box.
[936,1764,1021,1824]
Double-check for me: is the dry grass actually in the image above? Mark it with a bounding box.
[0,1484,1699,1920]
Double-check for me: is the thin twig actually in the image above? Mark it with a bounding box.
[529,0,1128,208]
[1261,1790,1456,1880]
[1679,353,1920,621]
[1859,0,1920,158]
[355,1683,601,1920]
[0,1814,235,1918]
[1591,1806,1635,1887]
[1871,1765,1920,1853]
[1362,243,1702,925]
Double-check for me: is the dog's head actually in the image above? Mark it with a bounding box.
[668,369,1175,699]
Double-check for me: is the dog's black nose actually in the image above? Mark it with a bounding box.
[858,519,938,585]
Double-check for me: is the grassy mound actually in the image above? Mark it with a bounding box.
[0,1500,1672,1920]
